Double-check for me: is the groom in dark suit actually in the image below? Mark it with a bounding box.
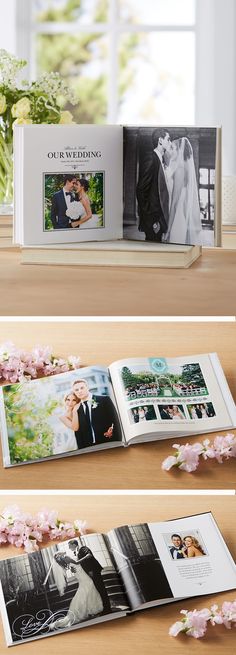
[169,534,186,559]
[136,129,171,242]
[72,379,122,449]
[51,174,77,229]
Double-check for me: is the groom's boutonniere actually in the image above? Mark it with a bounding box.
[91,398,98,409]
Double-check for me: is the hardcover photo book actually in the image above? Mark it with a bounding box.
[13,124,222,250]
[0,512,235,646]
[0,352,235,467]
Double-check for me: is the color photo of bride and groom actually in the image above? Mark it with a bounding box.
[123,126,218,246]
[2,367,122,464]
[44,171,104,231]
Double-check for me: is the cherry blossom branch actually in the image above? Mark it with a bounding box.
[0,341,80,383]
[169,601,236,638]
[0,505,87,553]
[162,433,236,473]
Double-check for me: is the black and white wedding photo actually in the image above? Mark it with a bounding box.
[0,534,129,644]
[123,126,218,246]
[44,171,104,231]
[108,522,172,608]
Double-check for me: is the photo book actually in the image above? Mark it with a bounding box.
[0,352,235,467]
[0,511,235,646]
[14,124,221,256]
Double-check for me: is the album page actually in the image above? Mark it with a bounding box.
[0,533,130,646]
[109,353,236,444]
[14,124,123,245]
[148,512,236,599]
[0,365,124,467]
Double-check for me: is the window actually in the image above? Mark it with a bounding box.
[129,525,157,556]
[25,0,196,125]
[199,167,215,229]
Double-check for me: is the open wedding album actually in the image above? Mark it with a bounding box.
[14,123,221,251]
[0,511,235,646]
[0,352,235,467]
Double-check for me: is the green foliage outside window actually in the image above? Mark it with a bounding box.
[35,0,139,123]
[3,384,59,463]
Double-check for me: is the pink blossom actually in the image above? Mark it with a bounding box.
[169,600,236,639]
[162,433,236,473]
[161,455,177,471]
[74,519,87,534]
[221,601,236,628]
[180,609,210,638]
[0,505,87,553]
[169,620,185,636]
[24,539,39,553]
[0,341,81,383]
[209,604,224,625]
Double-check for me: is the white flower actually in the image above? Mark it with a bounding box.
[34,72,78,105]
[67,355,80,369]
[59,110,75,124]
[0,94,6,114]
[92,399,98,409]
[74,519,87,534]
[13,118,32,126]
[12,97,31,119]
[0,49,27,87]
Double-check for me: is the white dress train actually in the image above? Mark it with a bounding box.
[51,564,103,628]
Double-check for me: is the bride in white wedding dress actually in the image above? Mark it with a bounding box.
[164,137,202,245]
[49,552,103,629]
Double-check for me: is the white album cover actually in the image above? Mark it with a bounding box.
[14,124,123,246]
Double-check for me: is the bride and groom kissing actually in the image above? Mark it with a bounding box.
[51,174,92,230]
[50,541,111,629]
[60,378,122,449]
[137,129,203,245]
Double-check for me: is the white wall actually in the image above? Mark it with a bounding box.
[0,0,16,53]
[196,0,236,175]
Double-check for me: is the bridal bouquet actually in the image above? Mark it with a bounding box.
[0,49,78,208]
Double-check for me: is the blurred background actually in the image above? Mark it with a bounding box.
[1,0,236,229]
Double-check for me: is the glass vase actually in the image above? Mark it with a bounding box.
[0,133,13,215]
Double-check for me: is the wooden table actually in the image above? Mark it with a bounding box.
[0,494,235,655]
[0,321,235,490]
[0,248,236,315]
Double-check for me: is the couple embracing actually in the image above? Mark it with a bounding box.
[137,129,202,245]
[59,379,121,449]
[51,174,92,230]
[50,541,111,629]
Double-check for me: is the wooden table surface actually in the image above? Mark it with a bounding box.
[0,248,236,315]
[0,321,235,490]
[0,494,235,655]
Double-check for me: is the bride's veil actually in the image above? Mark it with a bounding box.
[182,137,202,244]
[52,557,67,596]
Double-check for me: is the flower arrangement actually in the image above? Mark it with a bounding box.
[0,49,78,209]
[162,433,236,472]
[0,505,87,553]
[0,341,80,384]
[169,601,236,639]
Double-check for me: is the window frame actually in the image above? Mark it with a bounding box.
[16,0,197,124]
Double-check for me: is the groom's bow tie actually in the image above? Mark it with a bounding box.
[65,192,71,196]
